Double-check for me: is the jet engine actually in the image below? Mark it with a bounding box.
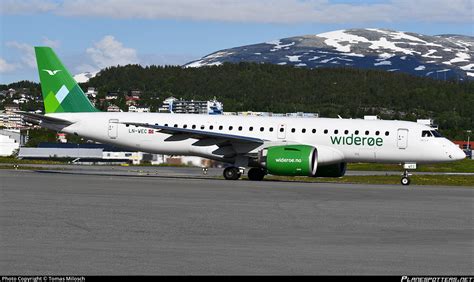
[258,145,318,176]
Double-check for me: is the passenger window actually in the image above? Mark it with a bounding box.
[174,124,178,128]
[164,124,168,127]
[219,125,223,130]
[312,129,316,134]
[269,127,274,132]
[344,130,349,134]
[291,128,296,133]
[334,130,338,134]
[183,124,187,128]
[201,125,205,130]
[229,126,233,130]
[324,129,328,134]
[302,129,306,133]
[365,130,369,135]
[192,125,196,129]
[375,131,380,136]
[280,128,284,132]
[238,126,242,131]
[355,130,359,135]
[210,125,214,130]
[260,127,264,132]
[249,127,253,131]
[385,131,389,136]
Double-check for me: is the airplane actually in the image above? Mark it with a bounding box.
[20,47,466,185]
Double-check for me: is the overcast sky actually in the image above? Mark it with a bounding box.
[1,0,473,83]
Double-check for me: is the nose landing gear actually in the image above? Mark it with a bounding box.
[400,163,416,186]
[401,170,411,186]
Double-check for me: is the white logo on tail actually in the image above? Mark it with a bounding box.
[42,69,62,76]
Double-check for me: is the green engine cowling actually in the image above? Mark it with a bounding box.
[258,145,318,176]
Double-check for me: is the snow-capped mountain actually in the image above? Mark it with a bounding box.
[185,29,474,80]
[73,71,98,83]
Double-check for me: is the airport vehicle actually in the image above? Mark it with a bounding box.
[21,47,466,185]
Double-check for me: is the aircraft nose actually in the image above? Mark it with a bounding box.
[451,147,466,161]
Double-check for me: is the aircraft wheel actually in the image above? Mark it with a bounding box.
[247,168,266,181]
[223,167,241,180]
[401,177,411,186]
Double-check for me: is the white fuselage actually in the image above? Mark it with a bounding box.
[49,112,465,165]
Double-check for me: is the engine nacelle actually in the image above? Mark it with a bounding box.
[258,145,318,176]
[315,162,347,177]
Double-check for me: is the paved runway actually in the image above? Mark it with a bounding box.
[0,169,473,275]
[4,163,474,177]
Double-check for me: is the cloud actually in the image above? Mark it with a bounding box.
[4,38,60,70]
[4,36,137,75]
[86,35,139,68]
[42,37,61,48]
[0,58,18,73]
[5,41,36,68]
[1,0,58,14]
[81,35,139,72]
[1,0,472,24]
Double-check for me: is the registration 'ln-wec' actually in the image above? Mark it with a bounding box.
[22,47,466,185]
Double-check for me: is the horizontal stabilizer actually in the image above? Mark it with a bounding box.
[16,111,73,126]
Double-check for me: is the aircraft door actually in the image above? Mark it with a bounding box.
[277,124,286,139]
[397,128,408,149]
[108,119,119,139]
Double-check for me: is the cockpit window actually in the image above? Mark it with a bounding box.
[422,130,432,137]
[431,130,443,137]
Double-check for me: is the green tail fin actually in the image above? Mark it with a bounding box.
[35,47,99,113]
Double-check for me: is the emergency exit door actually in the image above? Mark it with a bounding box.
[108,119,119,139]
[397,128,408,149]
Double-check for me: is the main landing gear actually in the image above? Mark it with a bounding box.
[223,167,266,181]
[223,166,242,180]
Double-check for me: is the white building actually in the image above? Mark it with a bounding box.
[0,105,25,129]
[158,96,178,113]
[128,105,150,113]
[0,129,21,156]
[86,87,98,98]
[107,105,121,112]
[158,96,223,114]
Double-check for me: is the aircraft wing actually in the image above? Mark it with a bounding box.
[121,122,265,145]
[16,111,73,126]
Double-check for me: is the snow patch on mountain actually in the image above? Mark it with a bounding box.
[318,30,369,52]
[366,28,427,43]
[267,40,295,52]
[374,61,392,66]
[286,55,301,62]
[449,52,470,64]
